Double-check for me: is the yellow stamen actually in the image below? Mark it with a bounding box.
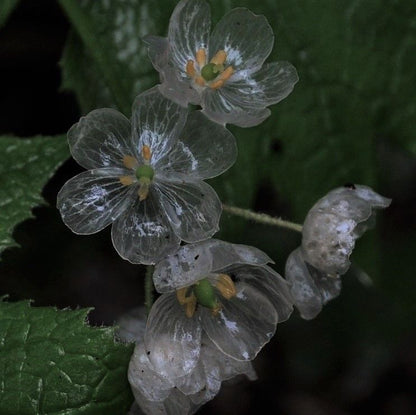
[186,60,196,77]
[196,48,207,68]
[123,155,139,169]
[195,76,206,87]
[119,175,134,186]
[138,178,151,201]
[142,145,152,162]
[209,66,234,89]
[210,50,227,66]
[216,274,237,300]
[176,287,197,318]
[209,79,224,90]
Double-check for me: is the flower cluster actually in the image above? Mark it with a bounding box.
[56,0,391,414]
[285,184,391,320]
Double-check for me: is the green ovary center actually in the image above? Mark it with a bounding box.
[201,63,221,81]
[193,278,218,309]
[135,165,154,181]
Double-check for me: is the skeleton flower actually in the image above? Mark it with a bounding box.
[144,0,298,127]
[57,87,237,264]
[145,239,293,381]
[285,184,391,319]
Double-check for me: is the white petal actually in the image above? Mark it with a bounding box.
[116,307,147,344]
[226,264,294,322]
[157,111,237,179]
[285,248,342,320]
[202,87,271,127]
[201,282,277,360]
[210,8,274,72]
[128,343,174,402]
[144,293,202,380]
[155,180,221,243]
[153,239,272,293]
[131,87,188,164]
[68,109,132,169]
[57,168,133,235]
[111,189,180,265]
[143,35,169,71]
[222,61,298,107]
[168,0,211,70]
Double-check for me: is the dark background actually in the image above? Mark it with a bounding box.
[1,1,416,414]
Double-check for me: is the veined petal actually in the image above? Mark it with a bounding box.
[210,8,274,72]
[143,35,169,71]
[153,239,272,293]
[226,264,294,322]
[202,87,271,127]
[157,111,237,179]
[128,343,174,402]
[57,168,133,235]
[144,293,202,380]
[201,282,277,360]
[68,108,132,169]
[111,189,180,265]
[155,180,221,243]
[131,87,188,164]
[168,0,211,70]
[223,61,299,107]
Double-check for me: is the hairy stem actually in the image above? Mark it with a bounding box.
[145,265,154,314]
[223,204,303,233]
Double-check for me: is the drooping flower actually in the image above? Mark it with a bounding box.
[145,239,293,380]
[144,0,298,127]
[285,184,391,319]
[57,87,237,265]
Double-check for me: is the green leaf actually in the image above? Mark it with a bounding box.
[0,0,19,27]
[0,299,134,415]
[0,136,69,256]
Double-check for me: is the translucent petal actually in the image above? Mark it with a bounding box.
[128,343,174,402]
[202,87,271,127]
[157,111,237,179]
[285,247,342,320]
[131,87,188,164]
[68,108,132,169]
[144,293,202,380]
[210,8,274,72]
[111,188,180,265]
[116,307,147,344]
[201,282,277,360]
[153,239,272,293]
[57,168,134,235]
[143,35,169,71]
[224,264,294,322]
[168,0,211,70]
[221,61,298,108]
[154,180,221,243]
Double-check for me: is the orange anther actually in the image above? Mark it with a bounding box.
[119,175,134,186]
[216,274,237,300]
[196,48,207,68]
[176,287,197,318]
[209,79,224,89]
[123,155,139,169]
[195,76,206,87]
[210,50,227,66]
[219,66,234,82]
[186,60,196,77]
[142,145,152,161]
[138,179,150,201]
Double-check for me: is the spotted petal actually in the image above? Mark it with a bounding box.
[157,111,237,179]
[68,109,132,169]
[201,282,277,360]
[144,293,202,380]
[155,179,221,243]
[111,189,180,265]
[168,0,211,71]
[131,87,188,164]
[210,8,274,73]
[57,168,134,235]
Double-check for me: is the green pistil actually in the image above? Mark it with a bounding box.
[135,164,154,181]
[193,278,218,309]
[201,63,220,81]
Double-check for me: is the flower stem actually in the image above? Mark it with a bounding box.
[144,265,154,314]
[222,204,303,233]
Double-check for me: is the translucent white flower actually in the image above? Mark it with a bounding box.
[144,0,298,127]
[145,239,293,379]
[120,307,256,415]
[57,87,237,265]
[285,184,391,319]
